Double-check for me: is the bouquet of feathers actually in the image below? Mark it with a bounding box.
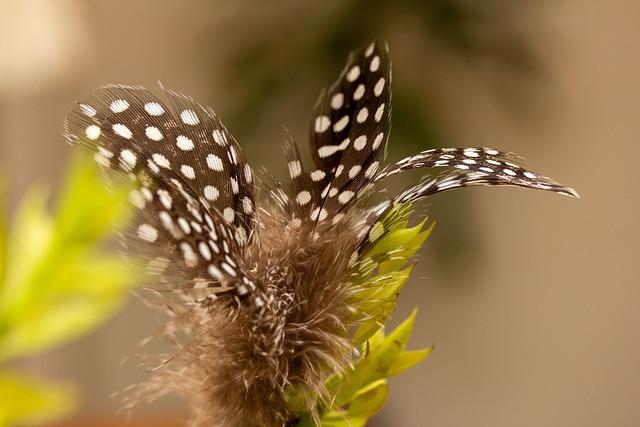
[63,42,577,426]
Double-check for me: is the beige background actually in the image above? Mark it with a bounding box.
[0,1,638,426]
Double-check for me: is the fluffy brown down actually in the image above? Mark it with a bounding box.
[135,208,365,426]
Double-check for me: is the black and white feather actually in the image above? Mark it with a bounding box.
[64,41,578,427]
[64,84,256,297]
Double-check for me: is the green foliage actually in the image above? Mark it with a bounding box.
[0,371,75,427]
[290,202,434,426]
[0,157,135,426]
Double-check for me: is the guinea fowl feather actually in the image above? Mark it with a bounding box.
[63,41,578,426]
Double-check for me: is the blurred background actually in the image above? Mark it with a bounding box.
[0,0,638,426]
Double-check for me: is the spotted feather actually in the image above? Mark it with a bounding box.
[64,41,579,425]
[63,43,578,305]
[375,146,579,199]
[277,41,391,226]
[64,85,255,296]
[65,84,255,234]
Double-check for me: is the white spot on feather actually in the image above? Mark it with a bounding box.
[356,107,368,123]
[315,116,331,133]
[331,93,344,109]
[79,104,96,117]
[288,160,302,178]
[119,149,137,169]
[85,125,101,140]
[338,191,355,204]
[144,102,165,116]
[110,99,129,113]
[223,207,235,223]
[207,154,224,171]
[310,207,328,222]
[353,84,365,101]
[370,55,380,72]
[181,164,195,179]
[180,109,200,125]
[347,65,360,82]
[145,126,163,141]
[333,115,349,132]
[176,135,194,151]
[204,185,219,201]
[296,191,311,205]
[372,132,384,150]
[152,153,170,169]
[354,135,367,151]
[311,170,326,181]
[318,138,350,158]
[374,103,385,122]
[374,78,385,96]
[137,224,158,242]
[113,124,132,139]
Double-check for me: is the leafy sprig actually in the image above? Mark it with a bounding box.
[289,203,435,426]
[0,157,134,426]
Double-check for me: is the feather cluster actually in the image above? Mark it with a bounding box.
[63,41,577,426]
[139,214,365,426]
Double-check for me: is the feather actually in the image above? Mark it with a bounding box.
[64,41,578,427]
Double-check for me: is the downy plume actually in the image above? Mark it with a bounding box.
[64,41,578,426]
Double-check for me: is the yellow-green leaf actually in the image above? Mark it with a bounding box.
[366,219,427,258]
[0,182,6,288]
[0,157,134,362]
[0,188,53,318]
[347,379,388,418]
[379,203,412,234]
[378,222,435,274]
[351,266,414,345]
[55,156,131,243]
[0,371,76,427]
[334,310,418,405]
[365,327,386,352]
[386,347,433,377]
[353,320,383,348]
[353,266,414,314]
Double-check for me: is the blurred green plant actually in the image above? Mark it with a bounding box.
[286,203,435,426]
[0,157,135,426]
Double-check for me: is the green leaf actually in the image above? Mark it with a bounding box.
[313,409,368,427]
[0,188,54,320]
[0,183,6,289]
[0,156,134,362]
[55,155,131,243]
[359,202,412,252]
[299,411,360,427]
[378,203,413,235]
[351,267,414,345]
[295,202,433,425]
[347,379,388,419]
[353,266,414,314]
[0,371,76,426]
[0,261,129,362]
[386,347,434,377]
[333,310,419,406]
[378,222,435,274]
[365,327,386,353]
[352,321,382,349]
[366,219,427,259]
